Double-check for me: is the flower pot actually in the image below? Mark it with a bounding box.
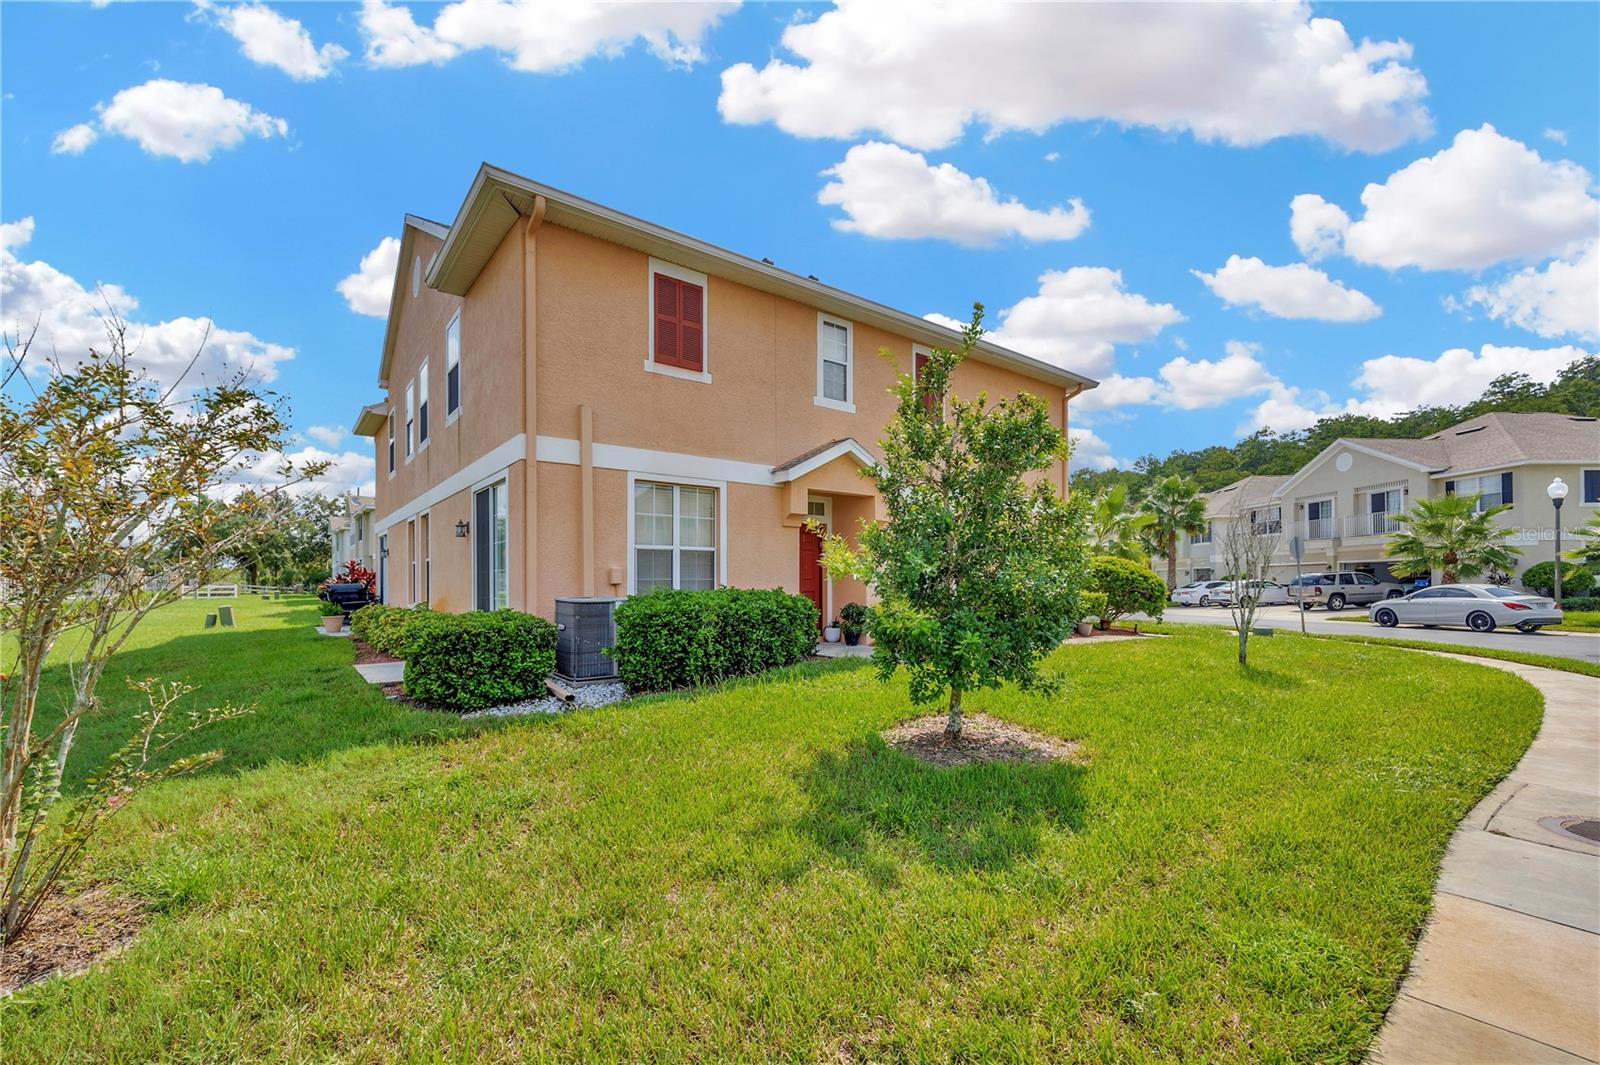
[321,614,345,634]
[843,631,861,646]
[1076,621,1094,637]
[822,625,842,643]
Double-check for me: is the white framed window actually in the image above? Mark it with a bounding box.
[1449,473,1506,512]
[473,480,509,610]
[1189,523,1212,545]
[1305,497,1335,539]
[404,382,415,460]
[815,313,854,412]
[1584,469,1600,505]
[1249,505,1283,535]
[417,359,430,448]
[406,519,417,604]
[645,258,711,384]
[630,479,721,593]
[445,311,461,421]
[386,409,395,477]
[420,513,431,603]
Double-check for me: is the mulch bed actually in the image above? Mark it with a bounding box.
[352,636,399,666]
[1,887,145,995]
[881,712,1086,767]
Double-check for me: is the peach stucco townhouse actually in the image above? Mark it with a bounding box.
[353,165,1099,625]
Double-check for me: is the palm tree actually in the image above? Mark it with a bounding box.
[1567,509,1600,566]
[1090,484,1154,560]
[1141,475,1208,589]
[1385,493,1522,584]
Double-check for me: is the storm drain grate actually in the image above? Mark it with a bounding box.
[1539,816,1600,846]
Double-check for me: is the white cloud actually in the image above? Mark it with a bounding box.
[817,141,1090,247]
[304,425,347,448]
[1288,193,1350,261]
[50,122,99,155]
[1156,341,1280,410]
[719,2,1430,152]
[1067,426,1121,471]
[1349,343,1594,416]
[231,445,375,498]
[1,216,295,393]
[1193,255,1380,322]
[60,80,288,163]
[1544,128,1567,145]
[359,0,736,72]
[336,236,401,317]
[1243,383,1333,434]
[1462,240,1599,341]
[1312,125,1599,271]
[200,1,349,81]
[1072,372,1161,412]
[972,267,1183,377]
[1044,151,1060,163]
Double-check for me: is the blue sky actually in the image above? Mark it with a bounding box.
[3,2,1596,492]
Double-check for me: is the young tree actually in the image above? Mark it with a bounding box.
[1089,483,1154,560]
[1217,505,1282,664]
[1141,475,1208,589]
[1,318,321,944]
[822,306,1090,740]
[1385,493,1522,584]
[1568,509,1600,566]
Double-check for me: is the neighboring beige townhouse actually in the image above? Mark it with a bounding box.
[1173,475,1291,585]
[328,494,377,577]
[354,166,1098,623]
[1171,412,1600,587]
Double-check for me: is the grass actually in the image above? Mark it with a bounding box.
[15,596,485,793]
[3,622,1543,1062]
[1303,631,1600,678]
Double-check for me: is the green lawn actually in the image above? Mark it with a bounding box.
[4,619,1543,1062]
[14,596,483,793]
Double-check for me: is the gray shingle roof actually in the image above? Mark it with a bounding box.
[1204,475,1288,517]
[1348,412,1600,473]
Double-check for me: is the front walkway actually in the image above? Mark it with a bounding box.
[1370,655,1600,1064]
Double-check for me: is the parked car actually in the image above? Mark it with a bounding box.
[1370,584,1562,633]
[1171,580,1231,606]
[1287,571,1406,611]
[1213,580,1289,607]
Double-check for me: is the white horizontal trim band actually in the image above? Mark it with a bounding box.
[376,434,527,534]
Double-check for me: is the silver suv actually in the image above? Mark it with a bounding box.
[1287,571,1407,611]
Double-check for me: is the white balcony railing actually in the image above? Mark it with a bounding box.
[1349,512,1404,537]
[1301,516,1336,541]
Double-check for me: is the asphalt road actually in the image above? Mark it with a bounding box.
[1143,603,1600,664]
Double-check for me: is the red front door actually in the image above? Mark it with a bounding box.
[799,527,824,629]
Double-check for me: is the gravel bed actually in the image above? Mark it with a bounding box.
[461,681,628,720]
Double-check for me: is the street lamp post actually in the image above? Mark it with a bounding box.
[1547,477,1569,607]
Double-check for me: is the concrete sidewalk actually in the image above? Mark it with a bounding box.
[1370,656,1600,1064]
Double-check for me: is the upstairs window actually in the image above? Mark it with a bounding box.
[445,311,461,418]
[386,410,395,475]
[404,382,415,460]
[418,358,430,446]
[652,271,704,373]
[816,315,853,410]
[1445,472,1510,511]
[1582,469,1598,504]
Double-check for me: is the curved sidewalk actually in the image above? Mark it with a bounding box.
[1370,655,1600,1064]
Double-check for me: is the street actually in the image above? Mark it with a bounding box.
[1146,603,1600,664]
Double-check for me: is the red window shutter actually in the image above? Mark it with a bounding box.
[679,281,703,370]
[914,351,936,413]
[654,274,680,366]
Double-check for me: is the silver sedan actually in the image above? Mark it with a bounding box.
[1369,584,1564,633]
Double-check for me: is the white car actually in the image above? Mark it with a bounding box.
[1171,580,1231,607]
[1369,584,1563,633]
[1213,580,1289,607]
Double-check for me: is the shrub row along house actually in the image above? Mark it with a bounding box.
[1170,412,1600,587]
[351,165,1098,622]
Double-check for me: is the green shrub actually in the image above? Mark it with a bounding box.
[838,602,868,639]
[1558,595,1600,612]
[1090,555,1167,627]
[404,610,558,712]
[1520,560,1595,598]
[1077,591,1108,624]
[350,602,438,658]
[348,602,388,644]
[612,587,818,692]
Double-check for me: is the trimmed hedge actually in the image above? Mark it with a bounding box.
[612,587,819,692]
[1089,555,1167,627]
[403,609,558,712]
[1556,595,1600,612]
[349,602,436,658]
[1520,560,1596,598]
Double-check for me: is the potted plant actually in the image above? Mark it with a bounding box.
[822,617,842,643]
[320,610,345,634]
[838,602,867,646]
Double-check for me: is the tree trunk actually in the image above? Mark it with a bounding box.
[945,687,963,741]
[1237,627,1249,665]
[1166,534,1178,590]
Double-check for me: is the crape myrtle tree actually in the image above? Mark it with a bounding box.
[820,305,1090,741]
[1217,504,1282,665]
[0,317,323,944]
[1385,492,1521,585]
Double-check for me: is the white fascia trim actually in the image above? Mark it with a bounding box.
[777,438,877,481]
[538,436,778,486]
[1431,459,1600,479]
[625,471,729,594]
[376,434,526,535]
